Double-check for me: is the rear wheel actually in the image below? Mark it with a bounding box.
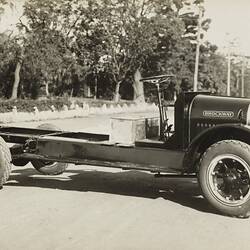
[198,140,250,218]
[32,159,68,175]
[31,123,69,175]
[0,136,12,186]
[12,158,29,166]
[11,144,29,166]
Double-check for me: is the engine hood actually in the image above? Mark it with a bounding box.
[189,94,250,140]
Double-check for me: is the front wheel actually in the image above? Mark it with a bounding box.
[198,140,250,218]
[0,136,12,186]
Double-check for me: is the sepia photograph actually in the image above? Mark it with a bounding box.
[0,0,250,249]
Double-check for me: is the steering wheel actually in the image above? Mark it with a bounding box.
[140,74,174,85]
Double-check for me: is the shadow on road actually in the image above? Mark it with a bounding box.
[7,167,218,215]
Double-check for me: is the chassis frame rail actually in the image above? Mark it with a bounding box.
[0,126,185,174]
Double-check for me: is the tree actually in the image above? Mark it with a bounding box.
[74,0,187,102]
[0,0,231,100]
[17,0,85,98]
[159,0,227,96]
[198,42,227,94]
[0,33,23,98]
[0,0,7,17]
[0,0,24,99]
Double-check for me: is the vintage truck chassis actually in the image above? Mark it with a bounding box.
[1,75,250,218]
[0,126,185,173]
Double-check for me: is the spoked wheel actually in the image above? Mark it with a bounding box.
[199,140,250,218]
[207,154,250,205]
[31,123,69,175]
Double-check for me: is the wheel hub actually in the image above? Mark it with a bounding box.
[208,154,250,206]
[224,170,241,188]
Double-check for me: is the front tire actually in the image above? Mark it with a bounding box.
[198,140,250,218]
[0,136,12,186]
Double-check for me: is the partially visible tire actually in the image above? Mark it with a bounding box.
[198,140,250,218]
[10,143,29,166]
[36,123,62,132]
[32,160,68,175]
[31,123,69,175]
[0,136,12,186]
[12,158,29,166]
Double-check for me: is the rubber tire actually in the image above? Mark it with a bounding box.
[31,123,69,175]
[10,144,29,166]
[36,123,62,132]
[12,158,29,166]
[0,136,12,186]
[32,160,68,175]
[198,140,250,218]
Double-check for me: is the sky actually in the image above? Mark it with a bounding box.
[0,0,23,33]
[1,0,250,56]
[204,0,250,56]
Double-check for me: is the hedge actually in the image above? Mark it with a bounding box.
[0,97,135,113]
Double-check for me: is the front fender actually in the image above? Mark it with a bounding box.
[190,124,250,149]
[183,124,250,173]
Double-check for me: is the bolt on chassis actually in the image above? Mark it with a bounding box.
[1,75,250,218]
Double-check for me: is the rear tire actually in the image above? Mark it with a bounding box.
[12,158,29,166]
[0,136,12,186]
[198,140,250,218]
[10,144,29,166]
[31,123,69,175]
[32,160,68,175]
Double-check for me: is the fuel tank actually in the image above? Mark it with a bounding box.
[189,94,250,141]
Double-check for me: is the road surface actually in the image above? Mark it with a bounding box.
[0,113,249,250]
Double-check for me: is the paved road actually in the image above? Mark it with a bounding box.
[1,113,250,250]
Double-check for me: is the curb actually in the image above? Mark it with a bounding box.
[0,102,159,124]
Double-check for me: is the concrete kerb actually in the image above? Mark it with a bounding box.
[0,102,158,124]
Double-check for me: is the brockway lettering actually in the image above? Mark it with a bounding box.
[203,110,234,118]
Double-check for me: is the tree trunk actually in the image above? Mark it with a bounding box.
[113,81,121,102]
[87,85,91,97]
[10,47,24,100]
[45,81,49,96]
[10,61,21,100]
[133,68,145,103]
[70,88,73,98]
[94,75,97,100]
